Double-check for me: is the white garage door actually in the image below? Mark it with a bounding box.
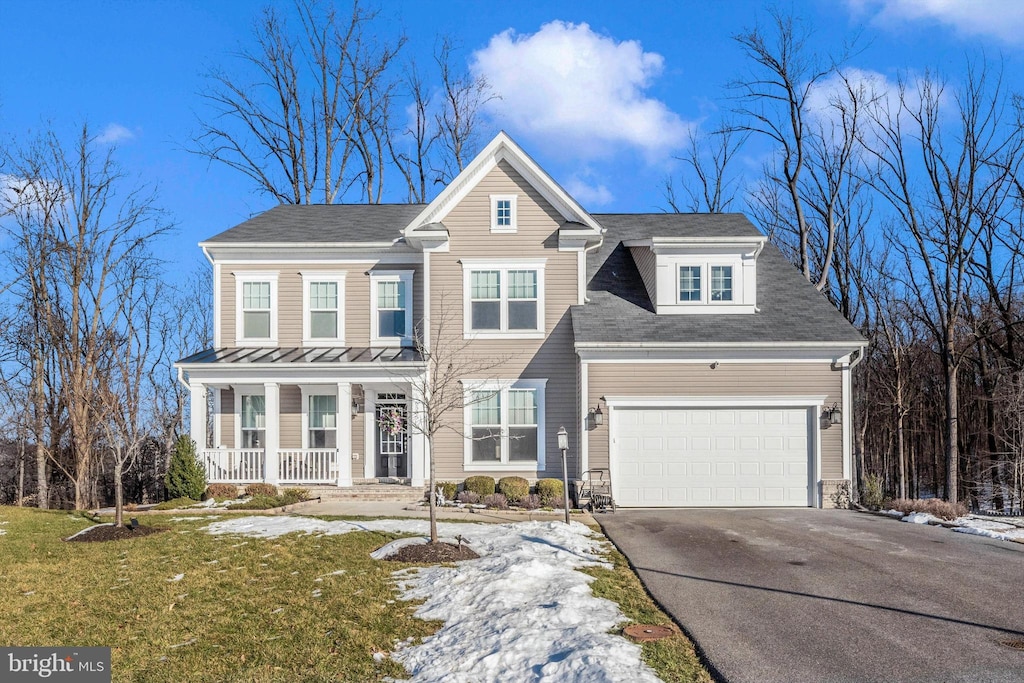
[612,407,812,507]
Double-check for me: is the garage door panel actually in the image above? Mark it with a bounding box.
[614,407,812,508]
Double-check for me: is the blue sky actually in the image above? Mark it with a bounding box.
[2,0,1023,275]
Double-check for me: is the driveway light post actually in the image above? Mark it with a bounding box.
[557,426,570,525]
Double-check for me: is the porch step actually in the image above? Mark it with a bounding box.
[301,484,427,503]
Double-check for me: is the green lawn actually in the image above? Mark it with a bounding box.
[0,507,709,682]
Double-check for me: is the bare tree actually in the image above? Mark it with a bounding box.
[399,294,509,543]
[389,60,441,203]
[664,126,748,213]
[865,62,1024,504]
[433,37,494,184]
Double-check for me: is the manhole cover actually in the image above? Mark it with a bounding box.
[624,624,674,642]
[1000,639,1024,651]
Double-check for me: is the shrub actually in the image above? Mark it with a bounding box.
[535,479,564,506]
[457,490,480,504]
[497,476,530,503]
[463,476,496,498]
[165,436,207,501]
[518,494,541,510]
[861,474,885,510]
[245,483,278,497]
[886,497,967,521]
[481,493,508,510]
[205,483,239,500]
[436,481,458,502]
[282,488,310,503]
[548,496,565,509]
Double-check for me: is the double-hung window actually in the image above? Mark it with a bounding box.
[307,395,337,448]
[675,263,737,305]
[463,260,545,338]
[464,380,546,468]
[240,395,266,448]
[301,272,345,345]
[370,271,413,345]
[678,266,701,302]
[235,272,278,344]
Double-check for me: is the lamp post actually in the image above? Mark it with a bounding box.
[557,425,570,525]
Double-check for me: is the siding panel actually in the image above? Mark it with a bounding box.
[280,385,302,449]
[629,246,657,305]
[586,362,844,480]
[220,388,235,448]
[429,161,580,480]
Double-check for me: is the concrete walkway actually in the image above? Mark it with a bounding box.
[289,499,597,525]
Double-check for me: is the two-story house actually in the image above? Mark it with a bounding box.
[175,132,865,508]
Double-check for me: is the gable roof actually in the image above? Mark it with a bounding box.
[202,204,425,244]
[572,213,865,347]
[402,131,603,236]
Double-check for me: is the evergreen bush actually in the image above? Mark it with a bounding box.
[497,476,530,503]
[165,436,206,501]
[463,476,495,498]
[535,479,564,506]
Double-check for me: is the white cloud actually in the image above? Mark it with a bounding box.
[95,123,135,145]
[846,0,1024,44]
[471,21,690,159]
[564,175,614,207]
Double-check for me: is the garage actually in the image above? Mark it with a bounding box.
[611,405,814,507]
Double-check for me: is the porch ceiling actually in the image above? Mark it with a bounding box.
[177,346,423,365]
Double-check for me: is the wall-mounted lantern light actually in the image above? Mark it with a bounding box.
[588,405,604,426]
[820,403,841,428]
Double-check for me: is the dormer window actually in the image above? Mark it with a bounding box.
[711,266,733,301]
[490,195,517,233]
[679,266,701,302]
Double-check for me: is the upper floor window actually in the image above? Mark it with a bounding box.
[301,272,346,346]
[235,272,278,345]
[678,266,701,302]
[711,265,733,301]
[490,194,517,233]
[462,260,546,339]
[370,271,413,346]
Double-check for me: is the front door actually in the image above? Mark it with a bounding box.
[375,394,408,478]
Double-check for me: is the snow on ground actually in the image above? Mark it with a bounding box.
[205,516,661,683]
[882,510,1024,542]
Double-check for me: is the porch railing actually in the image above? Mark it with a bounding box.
[200,449,265,484]
[200,448,342,485]
[278,449,339,484]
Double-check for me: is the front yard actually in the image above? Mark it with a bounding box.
[0,507,709,682]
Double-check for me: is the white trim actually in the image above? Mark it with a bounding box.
[422,251,431,352]
[490,194,518,233]
[576,340,864,350]
[177,367,427,386]
[213,262,221,348]
[369,270,414,347]
[462,260,547,338]
[234,271,279,346]
[576,250,586,306]
[602,395,827,408]
[580,360,589,475]
[402,131,603,235]
[202,246,423,263]
[298,385,340,450]
[300,271,346,347]
[842,361,852,481]
[462,379,548,471]
[363,390,376,479]
[232,384,266,451]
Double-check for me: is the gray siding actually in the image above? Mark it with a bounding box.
[629,246,657,305]
[351,385,365,480]
[280,385,301,448]
[586,362,844,480]
[220,388,235,448]
[429,160,581,480]
[221,263,423,347]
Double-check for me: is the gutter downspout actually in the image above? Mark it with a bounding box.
[582,233,605,304]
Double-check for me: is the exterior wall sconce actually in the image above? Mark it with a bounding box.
[820,403,841,428]
[588,405,604,426]
[351,399,362,417]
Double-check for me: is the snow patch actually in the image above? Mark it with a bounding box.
[902,512,940,524]
[65,523,113,541]
[205,516,661,682]
[167,574,185,583]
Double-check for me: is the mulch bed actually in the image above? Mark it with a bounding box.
[387,542,480,563]
[65,524,167,543]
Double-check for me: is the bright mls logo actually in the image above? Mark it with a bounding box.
[2,648,110,682]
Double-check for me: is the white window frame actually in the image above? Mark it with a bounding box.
[234,272,278,346]
[710,264,734,302]
[299,386,340,450]
[301,271,346,346]
[673,259,743,306]
[461,259,546,339]
[370,270,414,347]
[462,378,547,471]
[233,386,267,449]
[490,194,518,233]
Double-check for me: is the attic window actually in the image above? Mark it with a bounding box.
[490,195,517,233]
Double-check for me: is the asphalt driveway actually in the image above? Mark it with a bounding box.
[599,509,1024,683]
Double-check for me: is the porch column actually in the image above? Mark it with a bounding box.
[410,382,427,487]
[264,382,280,484]
[189,381,207,453]
[336,382,353,487]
